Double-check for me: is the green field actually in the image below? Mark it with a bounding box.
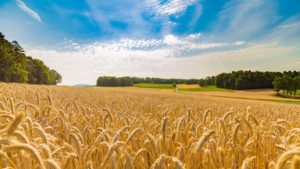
[179,86,232,92]
[133,83,174,89]
[272,99,300,105]
[133,84,233,92]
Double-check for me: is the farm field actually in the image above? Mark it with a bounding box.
[178,85,232,92]
[133,83,174,89]
[0,83,300,169]
[185,89,300,104]
[176,84,200,89]
[133,83,300,104]
[133,83,231,92]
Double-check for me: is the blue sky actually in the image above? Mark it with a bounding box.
[0,0,300,85]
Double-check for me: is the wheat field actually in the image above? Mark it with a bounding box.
[0,83,300,169]
[177,84,200,89]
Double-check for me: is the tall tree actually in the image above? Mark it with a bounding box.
[273,77,283,95]
[0,32,62,85]
[293,76,300,98]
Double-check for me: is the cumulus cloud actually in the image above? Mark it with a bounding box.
[24,32,262,85]
[163,34,182,45]
[15,0,42,23]
[25,20,300,85]
[26,39,298,85]
[17,0,300,85]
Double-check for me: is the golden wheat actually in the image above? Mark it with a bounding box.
[0,83,300,169]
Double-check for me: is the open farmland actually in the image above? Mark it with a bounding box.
[0,83,300,169]
[178,85,233,92]
[176,84,200,89]
[184,89,300,104]
[133,83,174,89]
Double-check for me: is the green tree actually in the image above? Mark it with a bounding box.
[11,63,28,83]
[293,76,300,98]
[0,32,62,85]
[281,75,293,97]
[49,69,62,84]
[11,40,24,53]
[273,77,283,95]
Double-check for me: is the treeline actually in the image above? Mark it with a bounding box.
[199,70,300,90]
[96,76,199,87]
[273,75,300,98]
[0,32,61,84]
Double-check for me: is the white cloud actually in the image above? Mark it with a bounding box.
[19,0,300,85]
[25,30,300,85]
[161,34,230,50]
[263,17,300,45]
[85,0,162,38]
[213,0,278,39]
[145,0,197,16]
[186,33,202,41]
[191,42,229,49]
[188,3,202,30]
[61,33,228,54]
[84,0,202,37]
[234,41,246,46]
[117,38,163,49]
[26,39,299,85]
[15,0,42,23]
[163,34,183,45]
